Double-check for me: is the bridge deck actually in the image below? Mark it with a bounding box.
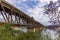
[0,0,44,28]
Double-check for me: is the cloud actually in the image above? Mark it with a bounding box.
[22,0,27,2]
[39,0,58,3]
[5,0,15,4]
[27,0,58,26]
[5,0,58,26]
[27,0,53,26]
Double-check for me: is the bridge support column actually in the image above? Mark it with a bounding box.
[27,28,36,32]
[27,27,44,32]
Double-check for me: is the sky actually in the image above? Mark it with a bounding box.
[5,0,58,26]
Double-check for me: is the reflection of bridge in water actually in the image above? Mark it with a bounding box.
[0,0,44,32]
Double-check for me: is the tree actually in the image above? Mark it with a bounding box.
[44,0,60,25]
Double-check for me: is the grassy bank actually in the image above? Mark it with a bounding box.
[0,23,60,40]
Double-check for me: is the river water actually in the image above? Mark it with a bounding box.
[41,29,59,40]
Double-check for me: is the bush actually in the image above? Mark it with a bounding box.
[0,23,42,40]
[1,23,60,40]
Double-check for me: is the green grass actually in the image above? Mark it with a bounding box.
[0,23,42,40]
[0,23,60,40]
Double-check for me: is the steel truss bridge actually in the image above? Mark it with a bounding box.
[0,0,44,32]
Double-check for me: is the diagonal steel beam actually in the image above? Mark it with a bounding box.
[0,11,6,22]
[1,3,9,22]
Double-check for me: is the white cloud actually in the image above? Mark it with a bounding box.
[22,0,27,2]
[39,0,51,3]
[52,0,58,2]
[27,0,58,26]
[28,2,52,26]
[39,0,58,3]
[5,0,58,26]
[5,0,15,4]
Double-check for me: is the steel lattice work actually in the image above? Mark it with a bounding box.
[0,0,44,31]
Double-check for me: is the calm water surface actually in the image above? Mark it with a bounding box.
[42,29,59,40]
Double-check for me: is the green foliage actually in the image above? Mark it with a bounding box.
[0,23,60,40]
[0,23,43,40]
[57,33,60,40]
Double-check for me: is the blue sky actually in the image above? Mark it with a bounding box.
[5,0,58,26]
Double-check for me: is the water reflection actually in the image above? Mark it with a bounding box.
[42,29,59,40]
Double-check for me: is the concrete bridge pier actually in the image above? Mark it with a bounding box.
[27,27,44,32]
[27,28,36,32]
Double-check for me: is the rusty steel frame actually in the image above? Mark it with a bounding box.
[0,0,44,28]
[0,11,6,21]
[1,3,8,22]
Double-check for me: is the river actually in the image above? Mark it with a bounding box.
[41,29,59,40]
